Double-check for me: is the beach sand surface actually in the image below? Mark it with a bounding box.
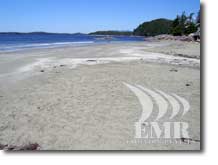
[0,41,200,150]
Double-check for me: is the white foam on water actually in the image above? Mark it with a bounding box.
[0,41,95,53]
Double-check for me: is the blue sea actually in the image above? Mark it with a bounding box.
[0,33,144,52]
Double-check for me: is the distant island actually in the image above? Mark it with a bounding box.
[89,31,133,36]
[0,32,86,35]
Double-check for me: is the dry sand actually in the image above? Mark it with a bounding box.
[0,41,200,150]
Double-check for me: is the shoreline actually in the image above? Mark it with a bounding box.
[0,41,200,77]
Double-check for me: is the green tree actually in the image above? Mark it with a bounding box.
[184,13,197,35]
[170,12,198,36]
[185,22,197,35]
[171,15,182,35]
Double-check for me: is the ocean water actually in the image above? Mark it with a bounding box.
[0,33,144,52]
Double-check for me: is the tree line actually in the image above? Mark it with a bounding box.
[134,11,200,36]
[170,11,200,36]
[90,10,200,37]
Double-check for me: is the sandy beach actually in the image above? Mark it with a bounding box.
[0,41,200,150]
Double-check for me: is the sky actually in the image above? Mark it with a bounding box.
[0,0,200,33]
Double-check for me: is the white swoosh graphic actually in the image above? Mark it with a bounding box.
[137,85,168,121]
[124,83,153,122]
[156,90,180,119]
[172,94,190,116]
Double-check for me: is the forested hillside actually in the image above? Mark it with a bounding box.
[133,19,173,36]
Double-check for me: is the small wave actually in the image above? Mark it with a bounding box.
[0,41,94,52]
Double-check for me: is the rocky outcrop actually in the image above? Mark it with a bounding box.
[148,34,195,42]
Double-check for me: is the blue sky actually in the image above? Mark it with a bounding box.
[0,0,200,33]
